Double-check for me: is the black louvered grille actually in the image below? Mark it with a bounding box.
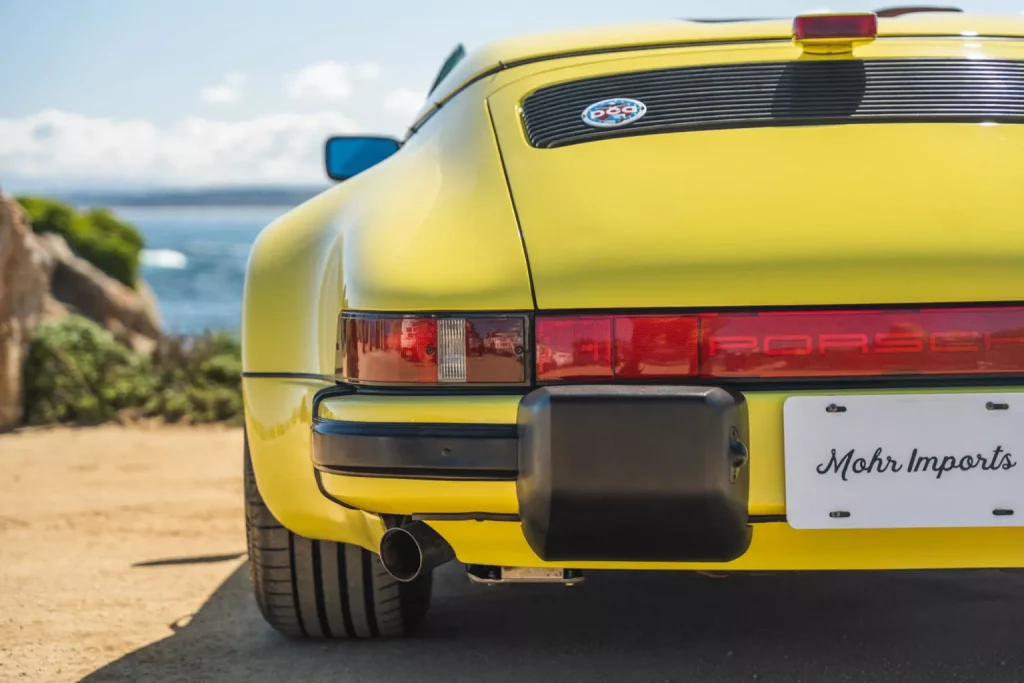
[521,59,1024,148]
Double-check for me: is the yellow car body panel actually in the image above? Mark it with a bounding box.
[432,521,1024,571]
[487,38,1024,309]
[243,19,1024,572]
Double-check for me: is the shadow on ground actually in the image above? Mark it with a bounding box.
[132,552,245,568]
[81,563,1024,683]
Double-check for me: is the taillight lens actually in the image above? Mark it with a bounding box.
[701,308,1024,378]
[537,307,1024,382]
[338,314,526,384]
[792,13,878,41]
[535,316,613,380]
[537,315,699,381]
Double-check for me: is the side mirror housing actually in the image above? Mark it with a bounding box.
[324,136,400,181]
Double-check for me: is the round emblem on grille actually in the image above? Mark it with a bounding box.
[581,97,647,128]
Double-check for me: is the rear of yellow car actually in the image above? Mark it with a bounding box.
[242,12,1024,638]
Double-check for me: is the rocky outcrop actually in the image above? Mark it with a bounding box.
[0,191,164,428]
[35,234,162,354]
[0,195,49,429]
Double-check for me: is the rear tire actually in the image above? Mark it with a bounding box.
[244,436,432,638]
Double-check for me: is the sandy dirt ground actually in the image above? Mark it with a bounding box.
[0,425,245,682]
[4,425,1024,683]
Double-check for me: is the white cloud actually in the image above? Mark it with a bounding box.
[384,88,426,119]
[200,72,247,105]
[353,62,382,80]
[0,109,359,184]
[285,60,379,102]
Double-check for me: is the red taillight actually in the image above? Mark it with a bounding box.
[701,308,1024,378]
[535,316,613,380]
[537,315,699,381]
[537,307,1024,382]
[338,314,526,384]
[793,13,878,41]
[616,316,700,378]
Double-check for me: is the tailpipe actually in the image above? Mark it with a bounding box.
[379,521,455,582]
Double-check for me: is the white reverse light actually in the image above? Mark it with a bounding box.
[437,318,467,383]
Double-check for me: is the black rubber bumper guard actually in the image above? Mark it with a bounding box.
[312,386,755,563]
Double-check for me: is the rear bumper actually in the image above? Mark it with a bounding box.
[306,384,1024,569]
[315,386,752,563]
[243,377,1024,570]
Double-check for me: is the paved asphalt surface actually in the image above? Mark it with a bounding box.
[83,563,1024,683]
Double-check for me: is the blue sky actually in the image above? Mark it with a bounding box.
[1,0,1020,189]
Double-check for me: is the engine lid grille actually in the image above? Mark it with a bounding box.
[521,59,1024,148]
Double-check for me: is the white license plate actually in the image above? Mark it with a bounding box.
[783,393,1024,530]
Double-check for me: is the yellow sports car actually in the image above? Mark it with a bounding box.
[242,8,1024,639]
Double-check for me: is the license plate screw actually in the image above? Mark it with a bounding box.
[825,403,847,414]
[986,402,1009,411]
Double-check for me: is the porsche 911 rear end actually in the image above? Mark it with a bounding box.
[242,10,1024,638]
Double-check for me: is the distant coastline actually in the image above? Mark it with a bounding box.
[60,185,329,208]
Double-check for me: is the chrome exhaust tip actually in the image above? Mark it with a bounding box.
[379,521,455,582]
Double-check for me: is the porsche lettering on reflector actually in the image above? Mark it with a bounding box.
[581,97,647,128]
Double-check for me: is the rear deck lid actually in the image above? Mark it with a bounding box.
[488,39,1024,310]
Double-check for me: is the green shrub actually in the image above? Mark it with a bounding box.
[15,196,144,287]
[22,316,155,425]
[15,196,80,237]
[142,332,243,424]
[85,208,145,250]
[22,317,243,426]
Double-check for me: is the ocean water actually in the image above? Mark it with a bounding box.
[117,206,291,335]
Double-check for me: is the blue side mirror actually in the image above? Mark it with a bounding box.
[324,136,400,181]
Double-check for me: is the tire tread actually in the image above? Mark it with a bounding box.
[244,434,431,639]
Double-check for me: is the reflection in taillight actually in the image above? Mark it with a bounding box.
[536,307,1024,382]
[535,317,613,380]
[338,314,526,384]
[615,316,700,378]
[536,316,698,381]
[701,308,1024,378]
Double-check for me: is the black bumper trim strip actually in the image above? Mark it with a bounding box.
[411,512,521,522]
[749,514,787,523]
[313,469,359,511]
[315,465,519,481]
[313,418,518,440]
[409,513,786,524]
[312,418,519,480]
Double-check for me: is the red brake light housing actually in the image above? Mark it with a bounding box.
[537,307,1024,382]
[338,307,1024,386]
[793,12,878,54]
[337,313,527,385]
[536,315,699,381]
